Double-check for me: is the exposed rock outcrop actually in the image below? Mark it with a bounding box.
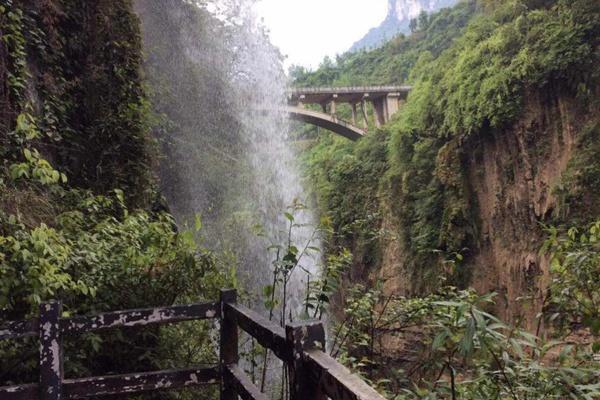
[350,0,457,51]
[377,87,598,329]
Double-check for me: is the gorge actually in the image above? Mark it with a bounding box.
[0,0,598,398]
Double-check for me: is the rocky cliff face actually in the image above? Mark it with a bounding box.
[350,0,457,51]
[377,87,599,329]
[465,89,597,329]
[391,0,455,20]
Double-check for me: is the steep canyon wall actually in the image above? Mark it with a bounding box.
[377,87,599,328]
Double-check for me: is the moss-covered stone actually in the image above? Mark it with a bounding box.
[1,0,155,206]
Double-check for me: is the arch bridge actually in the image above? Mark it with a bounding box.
[286,85,411,140]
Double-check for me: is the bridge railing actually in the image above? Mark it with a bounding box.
[0,289,387,400]
[287,85,412,94]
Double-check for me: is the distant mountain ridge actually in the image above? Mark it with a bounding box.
[350,0,458,51]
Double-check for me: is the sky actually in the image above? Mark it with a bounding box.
[252,0,388,70]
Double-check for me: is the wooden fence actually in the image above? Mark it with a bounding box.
[0,289,386,400]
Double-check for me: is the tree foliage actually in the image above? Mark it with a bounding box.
[542,220,600,349]
[333,284,599,399]
[296,0,600,290]
[295,1,600,397]
[0,0,234,391]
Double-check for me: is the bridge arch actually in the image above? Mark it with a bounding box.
[281,106,365,141]
[260,86,412,141]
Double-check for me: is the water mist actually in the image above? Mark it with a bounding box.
[134,0,321,337]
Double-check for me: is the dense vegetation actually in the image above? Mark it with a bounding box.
[294,0,599,290]
[0,0,231,394]
[293,0,600,397]
[292,1,481,286]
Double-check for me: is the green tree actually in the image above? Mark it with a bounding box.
[542,220,600,349]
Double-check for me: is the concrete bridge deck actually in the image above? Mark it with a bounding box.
[288,85,412,104]
[287,85,412,132]
[254,86,414,139]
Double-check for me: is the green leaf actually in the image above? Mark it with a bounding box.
[23,148,32,161]
[433,301,463,307]
[194,214,203,231]
[432,330,449,351]
[114,189,125,203]
[263,285,274,297]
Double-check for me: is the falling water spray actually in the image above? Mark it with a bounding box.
[134,0,321,328]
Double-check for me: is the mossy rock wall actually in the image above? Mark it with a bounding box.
[1,0,154,207]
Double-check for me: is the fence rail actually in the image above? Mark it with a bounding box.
[0,289,386,400]
[0,319,39,340]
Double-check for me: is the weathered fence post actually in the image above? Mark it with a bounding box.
[39,301,63,400]
[285,320,326,400]
[220,289,238,400]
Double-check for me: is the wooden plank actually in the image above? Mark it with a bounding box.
[0,318,39,340]
[304,350,387,400]
[225,364,268,400]
[62,367,220,398]
[0,383,38,400]
[39,301,63,400]
[60,302,219,334]
[220,289,238,400]
[225,303,290,362]
[286,321,326,400]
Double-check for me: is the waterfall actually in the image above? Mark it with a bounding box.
[134,0,320,323]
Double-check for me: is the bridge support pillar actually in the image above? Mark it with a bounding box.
[373,98,386,128]
[298,95,306,109]
[385,93,402,121]
[361,99,369,129]
[351,103,357,125]
[329,94,338,117]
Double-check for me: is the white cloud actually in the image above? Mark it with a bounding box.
[253,0,388,70]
